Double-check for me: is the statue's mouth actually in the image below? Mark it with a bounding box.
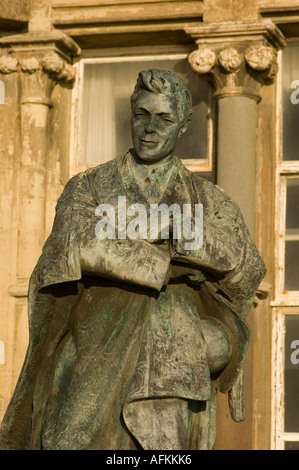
[139,138,157,144]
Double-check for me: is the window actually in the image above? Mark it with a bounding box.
[70,48,214,176]
[272,41,299,450]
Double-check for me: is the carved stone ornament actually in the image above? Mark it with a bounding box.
[244,44,276,71]
[21,57,40,74]
[188,47,216,74]
[0,55,18,74]
[0,50,76,84]
[41,52,76,83]
[41,52,64,75]
[57,63,76,82]
[188,42,279,100]
[218,48,243,73]
[18,52,76,107]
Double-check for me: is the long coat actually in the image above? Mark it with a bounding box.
[0,151,266,450]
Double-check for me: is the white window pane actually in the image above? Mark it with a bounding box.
[284,178,299,291]
[81,58,210,166]
[282,43,299,161]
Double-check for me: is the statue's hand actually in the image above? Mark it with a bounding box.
[187,270,206,285]
[165,263,206,284]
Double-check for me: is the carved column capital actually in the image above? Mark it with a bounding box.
[185,20,286,101]
[19,51,77,107]
[188,42,278,101]
[0,30,81,106]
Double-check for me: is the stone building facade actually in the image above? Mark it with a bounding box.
[1,0,299,450]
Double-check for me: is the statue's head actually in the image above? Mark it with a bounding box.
[130,69,193,164]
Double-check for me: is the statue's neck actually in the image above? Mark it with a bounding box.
[127,150,178,204]
[129,149,177,173]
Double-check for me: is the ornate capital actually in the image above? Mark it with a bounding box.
[0,30,81,106]
[19,51,77,106]
[185,19,286,101]
[188,42,278,101]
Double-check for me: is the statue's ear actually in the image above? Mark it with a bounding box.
[179,119,190,138]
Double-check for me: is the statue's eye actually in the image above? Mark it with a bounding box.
[163,118,175,124]
[134,110,146,117]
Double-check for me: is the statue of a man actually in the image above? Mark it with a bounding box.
[0,69,266,450]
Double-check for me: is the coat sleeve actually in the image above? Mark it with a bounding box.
[171,176,266,319]
[31,167,171,297]
[0,172,92,449]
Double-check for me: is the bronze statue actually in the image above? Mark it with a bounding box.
[0,69,266,450]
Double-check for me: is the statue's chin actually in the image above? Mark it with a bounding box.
[132,151,175,167]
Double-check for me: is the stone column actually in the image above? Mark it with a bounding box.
[185,20,286,448]
[0,32,80,393]
[0,31,80,289]
[186,20,285,237]
[217,95,257,236]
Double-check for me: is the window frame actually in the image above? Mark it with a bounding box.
[69,46,214,177]
[271,44,299,450]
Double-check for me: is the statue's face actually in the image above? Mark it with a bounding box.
[131,89,186,164]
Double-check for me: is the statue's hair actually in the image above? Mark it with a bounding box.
[131,69,193,123]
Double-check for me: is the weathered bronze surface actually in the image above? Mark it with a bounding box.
[0,69,266,450]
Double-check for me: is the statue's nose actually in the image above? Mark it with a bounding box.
[145,116,156,134]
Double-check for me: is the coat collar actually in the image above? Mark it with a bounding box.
[119,149,194,208]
